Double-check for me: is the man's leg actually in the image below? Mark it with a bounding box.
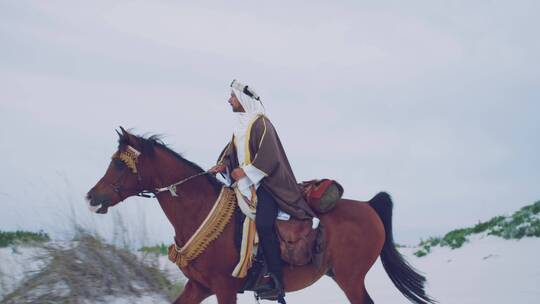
[255,187,285,300]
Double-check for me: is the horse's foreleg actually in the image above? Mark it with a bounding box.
[215,292,237,304]
[173,280,212,304]
[214,282,238,304]
[212,278,241,304]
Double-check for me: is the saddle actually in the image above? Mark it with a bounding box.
[239,179,342,296]
[236,179,342,267]
[275,218,322,266]
[234,210,325,270]
[240,217,325,295]
[272,179,342,266]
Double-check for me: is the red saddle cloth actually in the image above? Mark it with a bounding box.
[301,179,344,214]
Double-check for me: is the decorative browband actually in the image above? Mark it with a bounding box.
[113,145,140,174]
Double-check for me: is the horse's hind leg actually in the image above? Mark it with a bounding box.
[331,254,376,304]
[331,270,373,304]
[330,240,378,303]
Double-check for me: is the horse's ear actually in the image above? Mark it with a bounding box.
[120,126,129,136]
[117,126,131,145]
[117,126,140,149]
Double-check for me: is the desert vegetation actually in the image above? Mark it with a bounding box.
[414,200,540,257]
[0,230,50,248]
[0,222,183,304]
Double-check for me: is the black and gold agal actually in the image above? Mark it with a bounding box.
[230,79,260,101]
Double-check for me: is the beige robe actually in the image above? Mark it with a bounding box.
[217,115,315,220]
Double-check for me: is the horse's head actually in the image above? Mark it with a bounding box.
[86,127,150,214]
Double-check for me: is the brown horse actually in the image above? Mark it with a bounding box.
[86,128,435,304]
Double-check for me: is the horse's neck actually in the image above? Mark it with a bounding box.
[150,151,219,246]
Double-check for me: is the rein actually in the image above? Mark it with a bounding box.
[155,171,210,197]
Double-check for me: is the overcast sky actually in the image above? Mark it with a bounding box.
[1,0,538,245]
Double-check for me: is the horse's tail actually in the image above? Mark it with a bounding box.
[369,192,437,304]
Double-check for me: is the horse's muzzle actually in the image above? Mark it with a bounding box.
[86,190,112,214]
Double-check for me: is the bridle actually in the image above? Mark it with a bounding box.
[110,162,155,198]
[110,145,209,199]
[110,145,153,198]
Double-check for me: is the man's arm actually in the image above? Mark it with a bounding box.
[210,139,233,175]
[242,164,267,184]
[217,139,233,167]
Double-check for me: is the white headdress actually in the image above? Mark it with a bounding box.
[230,79,264,113]
[230,80,266,164]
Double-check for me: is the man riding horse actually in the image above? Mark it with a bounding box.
[87,80,435,303]
[209,80,317,302]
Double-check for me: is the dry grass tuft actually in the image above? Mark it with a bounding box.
[1,230,177,304]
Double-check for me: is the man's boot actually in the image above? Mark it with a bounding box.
[260,271,285,303]
[256,231,286,303]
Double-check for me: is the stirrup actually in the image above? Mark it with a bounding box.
[255,273,285,303]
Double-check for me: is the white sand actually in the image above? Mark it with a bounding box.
[2,235,539,303]
[0,245,48,296]
[93,294,170,304]
[201,235,540,303]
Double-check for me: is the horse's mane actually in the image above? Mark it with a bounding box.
[118,133,223,193]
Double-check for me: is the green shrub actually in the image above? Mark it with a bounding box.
[418,236,441,248]
[413,237,441,257]
[414,249,428,257]
[0,230,50,247]
[139,243,169,256]
[532,201,540,214]
[441,228,473,249]
[414,200,540,257]
[522,201,540,214]
[472,216,505,233]
[525,219,540,237]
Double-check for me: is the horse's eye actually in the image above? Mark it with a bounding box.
[113,158,125,169]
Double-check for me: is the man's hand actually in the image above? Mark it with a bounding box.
[209,164,226,175]
[231,168,247,181]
